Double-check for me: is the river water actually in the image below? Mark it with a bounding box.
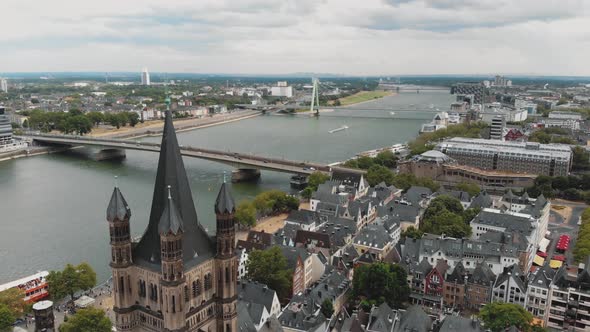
[0,90,453,284]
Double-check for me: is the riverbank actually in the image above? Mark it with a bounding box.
[336,90,394,106]
[90,110,261,139]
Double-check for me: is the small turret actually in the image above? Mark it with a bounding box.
[106,181,132,267]
[215,175,236,258]
[159,186,184,283]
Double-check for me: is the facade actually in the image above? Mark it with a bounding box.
[141,68,151,86]
[465,263,496,310]
[451,82,486,105]
[546,261,590,330]
[442,262,467,309]
[490,115,505,140]
[491,265,527,306]
[270,81,293,98]
[0,106,12,145]
[106,110,237,332]
[436,137,572,176]
[0,78,7,93]
[525,263,555,322]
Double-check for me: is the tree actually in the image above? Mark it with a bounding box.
[0,288,27,317]
[246,246,292,300]
[356,156,375,170]
[235,201,256,227]
[479,302,534,332]
[0,304,14,332]
[86,112,104,127]
[320,299,334,318]
[374,150,397,168]
[572,146,590,171]
[366,165,394,186]
[47,262,97,302]
[301,187,314,200]
[59,307,112,332]
[421,195,472,238]
[352,262,409,309]
[456,182,481,197]
[401,226,423,240]
[127,112,140,127]
[307,172,329,192]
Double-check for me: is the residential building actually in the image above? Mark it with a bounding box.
[352,224,396,261]
[280,246,313,297]
[284,210,326,231]
[105,111,237,331]
[442,261,467,309]
[423,259,449,308]
[546,260,590,330]
[437,316,486,332]
[237,280,281,322]
[492,265,527,306]
[548,111,583,120]
[525,263,555,322]
[436,137,572,176]
[0,106,13,145]
[465,263,496,310]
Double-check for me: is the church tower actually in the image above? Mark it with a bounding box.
[106,184,135,327]
[107,110,238,331]
[214,177,238,332]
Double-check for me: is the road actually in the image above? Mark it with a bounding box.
[546,200,587,266]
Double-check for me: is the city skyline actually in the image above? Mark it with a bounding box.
[2,0,590,76]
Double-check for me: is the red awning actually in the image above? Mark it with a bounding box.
[537,251,548,258]
[553,255,566,261]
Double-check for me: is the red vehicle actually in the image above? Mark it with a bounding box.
[556,235,570,253]
[0,271,49,303]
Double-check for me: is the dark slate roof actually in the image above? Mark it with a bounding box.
[528,263,556,289]
[258,316,284,332]
[331,169,365,188]
[237,280,277,314]
[286,210,324,226]
[246,230,274,247]
[279,295,327,331]
[158,189,184,235]
[236,240,266,252]
[106,186,131,222]
[279,246,310,270]
[215,181,235,214]
[446,261,466,283]
[353,224,392,250]
[494,264,526,291]
[379,201,421,221]
[341,314,365,332]
[317,217,357,248]
[237,301,258,332]
[133,110,214,268]
[404,186,433,206]
[469,191,493,209]
[469,262,496,286]
[308,269,349,307]
[415,257,433,276]
[438,316,485,332]
[367,302,395,332]
[472,210,535,236]
[442,189,471,203]
[393,305,432,332]
[295,230,332,249]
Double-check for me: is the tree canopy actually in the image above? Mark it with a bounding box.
[479,302,534,332]
[320,299,334,318]
[456,182,481,197]
[0,304,14,332]
[302,172,330,199]
[246,246,292,301]
[352,262,409,309]
[420,195,474,238]
[235,200,257,227]
[0,288,28,319]
[47,262,97,301]
[59,307,112,332]
[574,208,590,262]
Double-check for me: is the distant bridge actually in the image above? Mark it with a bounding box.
[25,134,363,178]
[236,104,445,113]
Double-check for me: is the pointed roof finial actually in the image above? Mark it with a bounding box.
[167,185,172,200]
[114,175,119,188]
[223,171,227,184]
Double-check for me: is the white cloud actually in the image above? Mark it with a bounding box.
[1,0,589,75]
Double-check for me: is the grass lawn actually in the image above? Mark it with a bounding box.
[336,90,393,106]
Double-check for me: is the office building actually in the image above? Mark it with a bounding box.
[490,115,505,140]
[451,82,487,105]
[270,81,293,98]
[0,106,12,145]
[0,78,7,93]
[141,68,151,86]
[436,137,572,176]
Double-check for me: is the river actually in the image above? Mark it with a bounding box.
[0,90,453,283]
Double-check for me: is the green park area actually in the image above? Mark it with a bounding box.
[336,90,392,106]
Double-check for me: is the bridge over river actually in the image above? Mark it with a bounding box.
[24,134,364,182]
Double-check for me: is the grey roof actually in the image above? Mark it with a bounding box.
[442,190,471,203]
[353,224,392,250]
[494,264,526,291]
[317,217,357,248]
[106,187,131,222]
[438,316,485,332]
[367,302,395,332]
[215,181,235,214]
[286,210,324,226]
[238,280,277,314]
[415,257,433,276]
[158,192,184,235]
[528,263,556,289]
[258,316,284,332]
[446,261,466,283]
[133,110,214,268]
[237,301,258,332]
[469,262,496,286]
[472,210,535,236]
[379,201,421,221]
[404,186,433,206]
[393,305,432,332]
[469,191,493,209]
[308,269,349,307]
[279,295,327,331]
[331,169,365,189]
[280,246,310,269]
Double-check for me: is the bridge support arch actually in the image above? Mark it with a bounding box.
[231,168,261,183]
[94,148,126,161]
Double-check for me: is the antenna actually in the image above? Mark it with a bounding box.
[167,185,172,199]
[223,171,227,183]
[114,175,119,188]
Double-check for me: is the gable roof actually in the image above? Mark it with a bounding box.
[469,262,496,286]
[106,186,131,222]
[133,110,213,267]
[438,316,485,332]
[157,190,184,235]
[295,230,332,249]
[394,305,432,332]
[237,280,277,314]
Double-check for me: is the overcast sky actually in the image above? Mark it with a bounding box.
[1,0,589,76]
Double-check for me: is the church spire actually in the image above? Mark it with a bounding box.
[133,109,213,266]
[106,180,131,222]
[158,185,184,235]
[215,172,235,215]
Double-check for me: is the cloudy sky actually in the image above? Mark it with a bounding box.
[1,0,589,75]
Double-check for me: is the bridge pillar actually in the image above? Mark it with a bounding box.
[93,148,126,161]
[231,168,261,183]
